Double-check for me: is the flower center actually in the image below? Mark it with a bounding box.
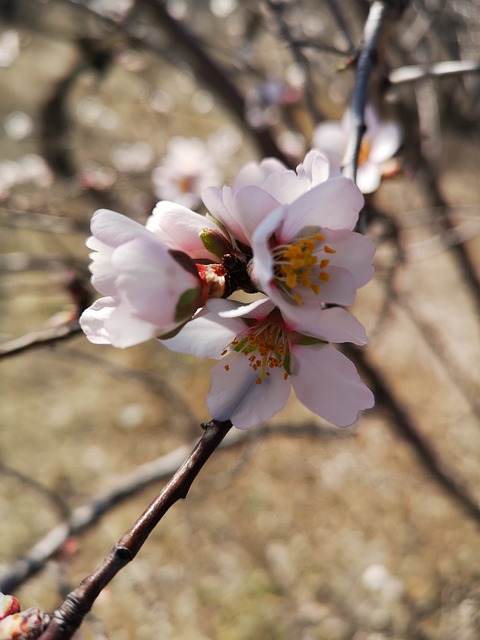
[358,139,372,166]
[222,321,291,384]
[272,233,336,304]
[178,175,195,193]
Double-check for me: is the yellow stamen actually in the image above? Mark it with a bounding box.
[272,232,336,303]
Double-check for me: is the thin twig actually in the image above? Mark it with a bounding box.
[36,419,233,640]
[0,421,345,594]
[0,321,82,359]
[138,0,290,165]
[343,0,392,184]
[265,0,323,124]
[351,348,480,526]
[389,59,480,84]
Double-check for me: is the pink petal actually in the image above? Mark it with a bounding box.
[261,170,310,203]
[286,306,368,346]
[298,149,330,185]
[232,158,286,191]
[234,186,282,241]
[112,238,198,325]
[105,303,159,348]
[90,209,151,248]
[202,186,249,246]
[292,344,374,426]
[161,309,244,360]
[321,228,376,288]
[279,177,364,240]
[80,297,158,348]
[207,354,291,428]
[148,201,221,260]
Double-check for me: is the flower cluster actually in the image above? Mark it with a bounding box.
[80,149,375,428]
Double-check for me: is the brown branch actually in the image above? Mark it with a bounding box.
[0,421,346,594]
[37,419,233,640]
[0,321,83,360]
[342,0,394,185]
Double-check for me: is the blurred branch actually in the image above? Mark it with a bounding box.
[389,59,480,84]
[0,461,70,521]
[414,88,480,314]
[0,321,82,359]
[265,0,323,124]
[323,0,356,53]
[352,349,480,526]
[37,419,233,640]
[0,253,77,273]
[343,0,395,185]
[0,421,347,594]
[0,209,89,234]
[138,0,291,165]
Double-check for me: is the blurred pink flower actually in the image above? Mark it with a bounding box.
[152,137,222,209]
[313,105,403,193]
[80,209,202,348]
[162,298,374,428]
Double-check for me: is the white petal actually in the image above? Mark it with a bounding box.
[104,304,159,348]
[79,297,117,344]
[202,186,249,246]
[161,311,244,360]
[292,344,374,426]
[356,162,381,194]
[369,121,403,163]
[234,186,282,241]
[312,122,347,165]
[211,297,274,320]
[232,157,286,191]
[284,306,368,346]
[250,206,287,287]
[279,178,364,240]
[207,355,291,428]
[321,229,376,288]
[90,209,151,248]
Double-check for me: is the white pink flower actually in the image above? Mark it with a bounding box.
[80,209,202,348]
[152,137,222,210]
[249,181,375,323]
[313,105,402,194]
[162,298,374,428]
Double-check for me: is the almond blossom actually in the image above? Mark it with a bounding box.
[152,136,222,210]
[313,105,402,194]
[149,150,375,323]
[161,298,374,428]
[79,209,203,348]
[249,181,375,323]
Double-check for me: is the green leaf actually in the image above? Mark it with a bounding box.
[174,287,202,323]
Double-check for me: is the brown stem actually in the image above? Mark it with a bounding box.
[37,419,232,640]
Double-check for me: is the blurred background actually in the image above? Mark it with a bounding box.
[1,1,480,638]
